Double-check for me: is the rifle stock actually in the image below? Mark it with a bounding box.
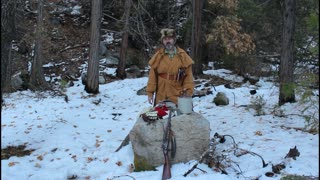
[162,153,171,179]
[162,110,173,180]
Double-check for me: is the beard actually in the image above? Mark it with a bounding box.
[165,43,174,50]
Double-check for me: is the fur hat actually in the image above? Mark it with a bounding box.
[160,28,176,41]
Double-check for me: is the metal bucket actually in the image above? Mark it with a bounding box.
[178,96,193,114]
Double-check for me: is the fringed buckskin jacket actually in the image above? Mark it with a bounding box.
[146,46,194,105]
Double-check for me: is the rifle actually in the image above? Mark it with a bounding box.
[153,68,158,107]
[162,110,176,180]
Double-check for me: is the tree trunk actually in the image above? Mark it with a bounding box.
[117,0,132,79]
[191,0,203,76]
[30,0,48,90]
[85,0,102,94]
[1,0,17,93]
[1,0,14,110]
[279,0,296,106]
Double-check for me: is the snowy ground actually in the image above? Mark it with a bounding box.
[1,69,319,180]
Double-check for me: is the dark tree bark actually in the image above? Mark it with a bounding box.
[30,0,48,90]
[1,0,17,94]
[279,0,296,105]
[85,0,102,94]
[117,0,132,79]
[191,0,203,76]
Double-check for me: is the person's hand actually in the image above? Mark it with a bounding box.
[148,96,153,105]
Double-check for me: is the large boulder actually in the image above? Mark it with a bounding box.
[129,112,210,171]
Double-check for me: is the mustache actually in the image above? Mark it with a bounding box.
[165,44,174,49]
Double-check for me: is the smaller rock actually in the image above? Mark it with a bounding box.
[250,90,257,95]
[213,92,229,106]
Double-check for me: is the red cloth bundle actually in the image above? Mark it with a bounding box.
[154,105,168,117]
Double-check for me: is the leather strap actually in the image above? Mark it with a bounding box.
[158,73,176,80]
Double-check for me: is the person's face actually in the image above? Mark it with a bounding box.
[162,36,175,50]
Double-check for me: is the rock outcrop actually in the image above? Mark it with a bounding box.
[129,112,210,171]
